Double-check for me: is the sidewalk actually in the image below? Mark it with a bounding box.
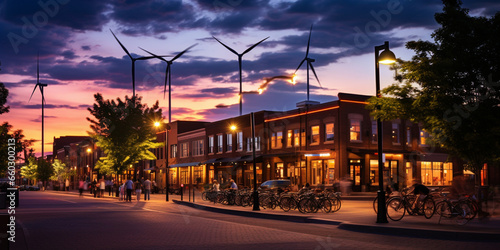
[171,190,500,242]
[48,188,500,241]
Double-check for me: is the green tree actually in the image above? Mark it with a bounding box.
[368,1,500,187]
[0,122,34,175]
[21,157,38,185]
[87,94,163,176]
[50,159,74,182]
[36,158,53,190]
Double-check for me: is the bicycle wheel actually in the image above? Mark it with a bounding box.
[386,197,405,221]
[331,197,341,212]
[201,191,208,201]
[279,197,292,212]
[321,199,333,213]
[423,197,436,219]
[454,202,471,225]
[373,196,378,214]
[298,198,308,213]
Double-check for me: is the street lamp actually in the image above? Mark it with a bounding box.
[86,147,93,182]
[155,121,170,201]
[375,41,396,224]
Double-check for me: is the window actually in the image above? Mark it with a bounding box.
[277,131,283,148]
[180,142,189,158]
[192,139,204,156]
[271,131,283,149]
[293,129,300,147]
[208,136,214,154]
[392,123,400,144]
[420,129,429,145]
[350,119,361,141]
[369,160,379,186]
[246,137,261,151]
[421,161,453,186]
[371,120,377,143]
[217,134,223,153]
[287,130,293,147]
[226,133,232,152]
[301,130,306,146]
[170,144,177,158]
[406,127,411,146]
[325,123,334,142]
[236,132,243,151]
[311,125,320,144]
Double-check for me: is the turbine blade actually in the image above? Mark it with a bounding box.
[39,85,47,104]
[306,24,313,58]
[28,84,38,102]
[212,36,239,56]
[309,62,322,88]
[110,29,133,59]
[242,37,269,55]
[164,64,170,99]
[171,43,198,62]
[139,47,167,62]
[294,58,306,74]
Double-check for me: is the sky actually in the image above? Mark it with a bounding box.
[1,0,498,157]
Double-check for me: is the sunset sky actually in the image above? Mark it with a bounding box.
[1,0,498,157]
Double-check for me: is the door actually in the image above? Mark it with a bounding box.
[349,159,362,192]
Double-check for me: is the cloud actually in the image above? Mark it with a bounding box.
[30,115,57,123]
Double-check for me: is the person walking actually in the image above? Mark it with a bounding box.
[100,178,106,198]
[78,179,84,197]
[125,178,133,202]
[135,180,142,202]
[143,178,152,201]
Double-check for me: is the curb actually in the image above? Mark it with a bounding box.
[173,199,500,242]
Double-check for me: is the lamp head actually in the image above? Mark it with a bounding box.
[154,121,161,127]
[378,49,396,65]
[86,148,92,153]
[230,125,237,131]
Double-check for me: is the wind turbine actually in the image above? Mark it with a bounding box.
[212,36,269,116]
[139,44,197,124]
[294,25,322,101]
[29,54,48,158]
[110,29,167,97]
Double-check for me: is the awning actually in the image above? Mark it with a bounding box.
[202,158,239,165]
[168,162,201,168]
[143,167,156,171]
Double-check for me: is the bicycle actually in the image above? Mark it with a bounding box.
[386,193,436,221]
[436,192,474,225]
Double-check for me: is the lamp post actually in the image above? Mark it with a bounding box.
[155,121,170,201]
[375,41,396,223]
[250,112,260,211]
[86,147,93,182]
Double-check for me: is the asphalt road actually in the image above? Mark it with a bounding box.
[6,191,499,250]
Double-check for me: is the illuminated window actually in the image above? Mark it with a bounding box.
[293,129,300,147]
[420,129,429,145]
[406,127,411,146]
[311,125,320,144]
[180,142,189,158]
[272,131,283,149]
[287,130,293,147]
[350,119,361,141]
[325,123,334,142]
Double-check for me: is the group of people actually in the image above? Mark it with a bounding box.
[77,178,111,198]
[211,179,238,192]
[118,178,153,202]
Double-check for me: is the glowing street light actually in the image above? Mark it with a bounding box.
[375,41,396,224]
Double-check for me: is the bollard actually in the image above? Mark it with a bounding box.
[180,185,183,201]
[192,184,195,203]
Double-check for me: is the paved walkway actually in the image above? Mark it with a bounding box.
[49,188,500,241]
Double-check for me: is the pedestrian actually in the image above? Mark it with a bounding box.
[92,179,98,198]
[213,180,220,192]
[100,178,106,198]
[125,178,133,202]
[65,179,70,191]
[119,182,125,201]
[78,179,84,197]
[143,178,151,201]
[135,180,142,202]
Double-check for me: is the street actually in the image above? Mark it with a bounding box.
[6,191,499,250]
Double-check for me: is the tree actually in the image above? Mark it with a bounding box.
[36,158,54,190]
[0,82,9,115]
[50,159,74,182]
[21,157,38,185]
[87,94,163,176]
[368,0,500,213]
[0,122,32,175]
